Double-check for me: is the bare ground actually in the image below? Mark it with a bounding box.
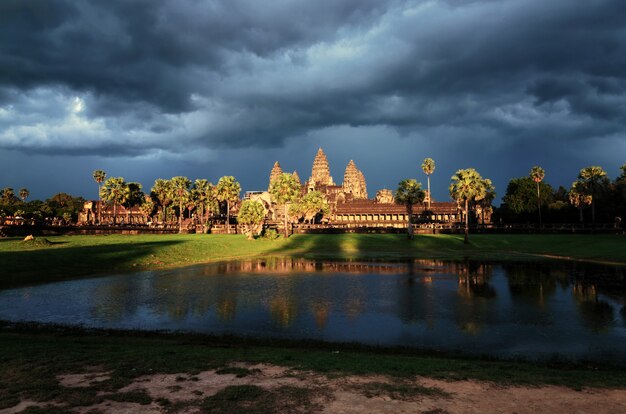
[2,363,626,414]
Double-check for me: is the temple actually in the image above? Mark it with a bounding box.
[259,147,463,229]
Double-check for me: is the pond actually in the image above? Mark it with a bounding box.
[1,258,625,364]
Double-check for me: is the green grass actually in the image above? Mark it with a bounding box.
[1,233,625,289]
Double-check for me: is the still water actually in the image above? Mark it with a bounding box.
[1,258,625,363]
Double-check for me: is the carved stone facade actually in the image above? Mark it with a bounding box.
[308,148,335,187]
[375,189,394,204]
[342,160,368,199]
[268,161,283,190]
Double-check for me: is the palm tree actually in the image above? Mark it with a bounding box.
[122,182,144,224]
[529,166,545,228]
[216,176,241,234]
[139,197,155,223]
[569,181,592,223]
[395,179,426,240]
[268,173,301,238]
[478,178,496,225]
[93,170,106,224]
[170,176,192,233]
[578,166,608,225]
[449,168,487,244]
[18,188,29,203]
[421,158,435,209]
[99,177,130,224]
[192,179,214,232]
[151,179,173,223]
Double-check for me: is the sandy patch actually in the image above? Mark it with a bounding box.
[6,363,626,413]
[57,371,112,388]
[74,401,163,414]
[120,363,306,402]
[0,400,48,414]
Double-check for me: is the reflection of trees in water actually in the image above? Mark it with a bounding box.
[572,282,615,333]
[506,264,565,307]
[397,274,436,327]
[311,300,331,329]
[269,295,298,328]
[216,292,237,322]
[454,262,496,335]
[90,279,142,322]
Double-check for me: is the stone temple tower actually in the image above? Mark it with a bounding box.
[309,148,335,187]
[342,160,368,199]
[268,161,283,190]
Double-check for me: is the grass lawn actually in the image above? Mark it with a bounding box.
[1,233,625,289]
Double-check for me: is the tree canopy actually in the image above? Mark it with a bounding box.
[395,178,425,239]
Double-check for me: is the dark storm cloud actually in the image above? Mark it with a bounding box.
[0,0,625,165]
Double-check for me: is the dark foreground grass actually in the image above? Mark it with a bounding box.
[1,233,625,289]
[1,324,626,411]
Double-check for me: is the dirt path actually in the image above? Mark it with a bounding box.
[2,363,626,413]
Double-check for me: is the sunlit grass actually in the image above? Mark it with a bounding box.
[0,233,625,289]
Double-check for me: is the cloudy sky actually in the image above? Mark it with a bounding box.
[1,0,625,202]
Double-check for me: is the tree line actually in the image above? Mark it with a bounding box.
[2,161,624,238]
[496,164,626,226]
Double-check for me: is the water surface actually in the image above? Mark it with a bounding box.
[1,258,625,364]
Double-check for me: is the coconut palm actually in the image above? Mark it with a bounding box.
[151,179,173,223]
[99,177,130,224]
[578,166,608,225]
[18,188,29,203]
[269,173,301,238]
[529,166,545,227]
[421,158,435,209]
[449,168,487,244]
[170,176,192,233]
[92,170,106,224]
[395,179,426,240]
[216,176,241,234]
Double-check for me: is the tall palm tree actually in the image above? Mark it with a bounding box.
[395,179,425,240]
[170,176,192,233]
[92,170,106,224]
[192,179,213,232]
[421,158,435,209]
[216,176,241,234]
[529,166,545,228]
[449,168,487,244]
[18,188,29,203]
[268,173,301,238]
[99,177,130,225]
[151,179,173,223]
[578,166,608,225]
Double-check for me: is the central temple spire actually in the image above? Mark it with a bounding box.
[309,147,334,186]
